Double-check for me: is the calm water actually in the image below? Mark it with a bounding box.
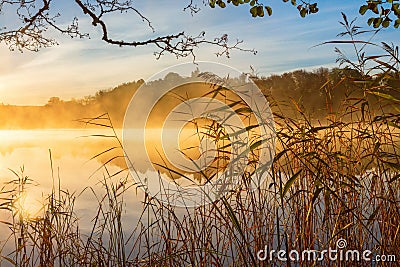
[0,129,146,236]
[0,128,210,263]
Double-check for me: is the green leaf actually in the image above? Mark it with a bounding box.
[249,139,265,151]
[373,17,382,28]
[368,91,400,102]
[282,169,302,197]
[393,3,400,11]
[371,4,379,14]
[367,17,374,25]
[395,18,400,28]
[250,6,257,17]
[265,6,272,16]
[257,5,264,17]
[382,18,391,28]
[359,5,368,15]
[210,0,216,8]
[300,8,307,18]
[309,3,318,13]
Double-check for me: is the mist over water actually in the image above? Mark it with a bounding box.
[0,127,214,224]
[0,129,138,226]
[0,129,211,262]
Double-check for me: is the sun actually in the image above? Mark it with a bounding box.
[14,192,43,220]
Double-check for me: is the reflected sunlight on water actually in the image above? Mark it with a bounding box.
[0,126,232,241]
[13,190,44,220]
[0,128,208,231]
[0,129,137,230]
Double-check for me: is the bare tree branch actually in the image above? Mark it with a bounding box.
[183,0,202,16]
[0,0,255,58]
[0,0,56,51]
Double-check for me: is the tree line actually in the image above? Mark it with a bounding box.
[0,67,397,129]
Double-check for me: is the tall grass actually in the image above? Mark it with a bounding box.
[0,17,399,266]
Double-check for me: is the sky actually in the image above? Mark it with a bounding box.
[0,0,397,105]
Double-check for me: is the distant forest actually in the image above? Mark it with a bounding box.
[0,67,397,129]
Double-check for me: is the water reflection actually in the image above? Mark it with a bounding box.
[0,128,208,262]
[0,129,143,232]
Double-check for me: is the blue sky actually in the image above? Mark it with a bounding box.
[0,1,397,105]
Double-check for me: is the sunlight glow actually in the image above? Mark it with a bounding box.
[14,192,42,220]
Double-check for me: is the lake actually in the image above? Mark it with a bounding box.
[0,128,227,263]
[0,127,219,233]
[0,129,149,240]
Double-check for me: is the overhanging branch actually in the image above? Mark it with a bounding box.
[0,0,256,58]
